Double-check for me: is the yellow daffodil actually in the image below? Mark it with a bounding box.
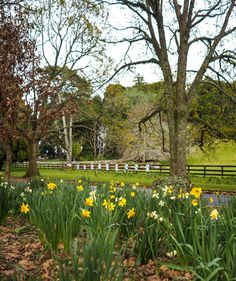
[127,208,136,219]
[109,186,116,193]
[20,203,30,214]
[77,185,84,192]
[120,182,125,187]
[110,195,115,200]
[103,199,115,211]
[103,199,108,208]
[191,199,198,206]
[135,182,139,187]
[82,209,90,218]
[167,186,173,194]
[47,182,57,191]
[85,197,94,207]
[130,192,136,197]
[118,197,126,207]
[190,187,202,199]
[77,179,82,184]
[210,209,219,220]
[108,202,115,212]
[209,197,214,204]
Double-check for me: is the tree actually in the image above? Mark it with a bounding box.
[24,0,109,163]
[100,0,236,176]
[0,1,32,181]
[17,62,75,177]
[189,80,236,147]
[74,95,104,160]
[44,66,91,164]
[124,81,168,161]
[102,84,132,158]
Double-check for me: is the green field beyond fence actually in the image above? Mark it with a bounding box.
[10,162,236,177]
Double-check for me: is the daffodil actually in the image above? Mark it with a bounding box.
[166,250,177,258]
[77,179,82,184]
[158,200,165,207]
[191,199,198,206]
[209,197,214,204]
[20,203,30,214]
[82,209,90,218]
[167,186,173,194]
[120,182,125,187]
[184,192,189,199]
[152,190,159,199]
[103,199,115,211]
[118,197,126,207]
[108,202,115,212]
[103,199,108,208]
[210,209,219,220]
[89,190,97,201]
[77,185,84,192]
[109,186,116,193]
[47,182,57,191]
[127,208,135,219]
[85,197,94,207]
[147,211,159,220]
[190,187,202,199]
[130,192,136,197]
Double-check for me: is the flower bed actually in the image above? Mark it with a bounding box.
[0,176,236,280]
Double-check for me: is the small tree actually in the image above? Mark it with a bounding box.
[18,63,76,177]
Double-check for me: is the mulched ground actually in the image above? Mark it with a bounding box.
[0,216,192,281]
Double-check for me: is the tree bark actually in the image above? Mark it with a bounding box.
[58,92,73,164]
[68,115,73,163]
[168,112,188,177]
[5,142,12,183]
[24,140,39,177]
[167,90,188,177]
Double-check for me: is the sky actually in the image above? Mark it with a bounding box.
[105,1,236,88]
[105,6,162,86]
[38,1,236,90]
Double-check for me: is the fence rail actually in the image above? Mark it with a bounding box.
[9,162,236,177]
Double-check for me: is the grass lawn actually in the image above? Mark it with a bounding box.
[6,141,236,192]
[10,168,236,192]
[187,141,236,165]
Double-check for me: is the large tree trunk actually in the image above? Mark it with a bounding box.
[167,92,188,177]
[5,142,12,183]
[24,140,39,177]
[168,113,187,177]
